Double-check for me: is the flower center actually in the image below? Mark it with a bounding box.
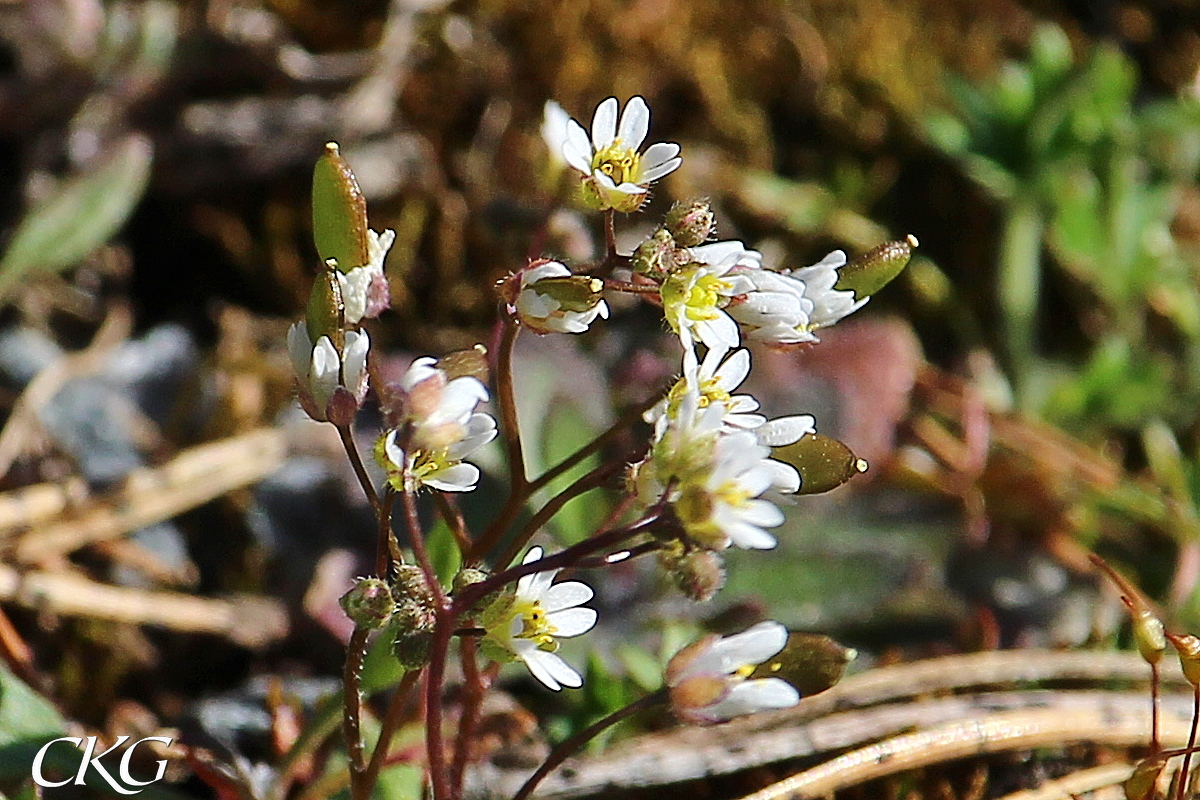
[514,599,559,652]
[591,139,642,185]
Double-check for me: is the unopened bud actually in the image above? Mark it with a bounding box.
[439,346,490,385]
[633,229,685,279]
[664,200,715,248]
[513,260,609,335]
[394,631,434,670]
[658,543,725,602]
[835,234,917,299]
[393,565,438,632]
[340,578,394,629]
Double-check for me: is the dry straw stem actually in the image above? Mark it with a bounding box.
[9,428,285,564]
[472,650,1190,799]
[0,564,287,647]
[736,701,1195,800]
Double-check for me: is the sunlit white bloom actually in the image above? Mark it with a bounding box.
[647,348,765,432]
[337,229,395,324]
[660,261,754,353]
[666,621,800,724]
[783,250,867,337]
[562,96,682,212]
[635,386,787,551]
[287,322,369,423]
[379,356,497,492]
[514,260,609,334]
[542,100,571,169]
[487,547,597,691]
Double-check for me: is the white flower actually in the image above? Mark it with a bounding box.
[784,250,868,336]
[666,621,800,725]
[660,260,754,353]
[542,100,571,169]
[287,322,369,423]
[379,355,497,492]
[635,384,788,551]
[647,348,765,432]
[337,228,395,324]
[562,96,682,212]
[487,547,597,691]
[514,260,610,334]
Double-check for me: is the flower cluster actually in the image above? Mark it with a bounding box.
[291,98,909,789]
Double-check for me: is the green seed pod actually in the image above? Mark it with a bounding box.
[1167,632,1200,687]
[305,262,345,350]
[750,632,856,697]
[312,142,369,273]
[835,234,918,299]
[772,434,868,495]
[339,578,394,630]
[1132,608,1166,666]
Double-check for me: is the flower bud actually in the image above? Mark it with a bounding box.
[340,578,394,630]
[658,543,725,602]
[633,229,686,280]
[512,260,609,335]
[394,631,434,670]
[664,200,715,248]
[439,345,490,385]
[835,234,917,299]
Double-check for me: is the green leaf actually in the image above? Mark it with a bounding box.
[312,143,369,272]
[0,134,152,299]
[0,664,63,786]
[425,518,462,585]
[540,400,608,545]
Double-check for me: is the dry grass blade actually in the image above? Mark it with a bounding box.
[10,428,285,564]
[736,702,1195,800]
[0,564,287,646]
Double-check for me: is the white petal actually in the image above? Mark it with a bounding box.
[522,261,572,285]
[423,462,479,492]
[617,96,650,150]
[641,141,680,169]
[708,622,789,671]
[738,499,785,527]
[591,97,618,150]
[726,521,777,550]
[715,349,751,390]
[342,330,370,389]
[640,156,681,182]
[765,459,801,494]
[757,416,815,447]
[543,581,593,612]
[383,430,405,469]
[399,357,440,392]
[519,646,563,691]
[704,678,799,721]
[309,336,340,407]
[287,322,312,380]
[548,606,597,637]
[527,649,583,690]
[563,120,594,175]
